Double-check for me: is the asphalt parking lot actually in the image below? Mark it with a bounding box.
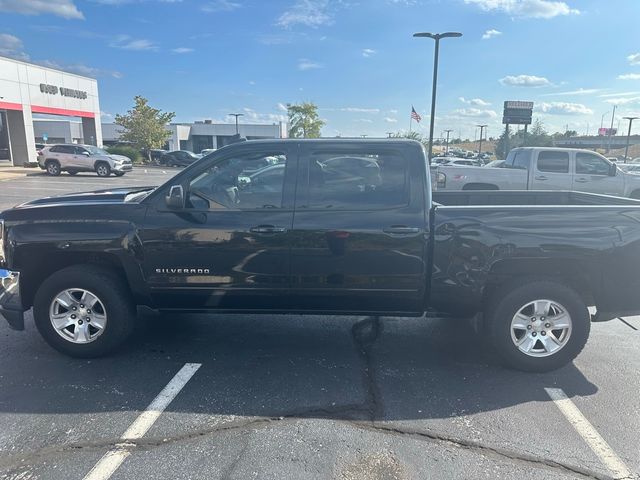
[0,167,639,480]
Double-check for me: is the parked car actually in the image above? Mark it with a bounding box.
[37,144,133,177]
[148,149,168,163]
[3,139,640,372]
[160,150,201,167]
[434,147,640,198]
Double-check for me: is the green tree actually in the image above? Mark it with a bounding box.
[287,102,325,138]
[115,96,175,162]
[495,119,554,159]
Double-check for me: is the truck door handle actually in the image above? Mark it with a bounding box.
[250,225,287,234]
[535,175,548,181]
[575,178,589,183]
[383,226,420,236]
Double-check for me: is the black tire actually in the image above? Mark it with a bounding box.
[113,171,125,177]
[486,279,590,372]
[33,265,136,358]
[45,160,61,176]
[67,170,78,176]
[95,162,111,177]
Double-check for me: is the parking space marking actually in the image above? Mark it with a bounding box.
[545,388,632,479]
[82,363,201,480]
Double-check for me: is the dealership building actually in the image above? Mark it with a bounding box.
[0,55,102,166]
[103,120,287,152]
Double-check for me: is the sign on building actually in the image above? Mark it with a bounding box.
[502,101,533,125]
[598,127,617,136]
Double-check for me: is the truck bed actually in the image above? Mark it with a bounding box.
[432,190,640,207]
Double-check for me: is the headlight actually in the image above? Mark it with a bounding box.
[437,172,446,189]
[0,219,5,265]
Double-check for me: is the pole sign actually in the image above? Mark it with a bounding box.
[598,127,617,136]
[502,101,533,125]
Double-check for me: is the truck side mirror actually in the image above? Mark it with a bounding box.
[165,185,185,209]
[609,164,617,176]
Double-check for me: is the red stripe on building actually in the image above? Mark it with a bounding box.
[0,101,23,111]
[30,105,95,118]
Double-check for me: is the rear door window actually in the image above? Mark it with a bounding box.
[537,151,570,173]
[300,151,409,210]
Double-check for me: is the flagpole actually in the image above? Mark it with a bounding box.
[409,115,413,134]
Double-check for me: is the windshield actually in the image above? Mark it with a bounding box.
[85,146,109,155]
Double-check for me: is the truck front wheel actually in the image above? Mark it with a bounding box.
[33,265,135,358]
[486,279,590,372]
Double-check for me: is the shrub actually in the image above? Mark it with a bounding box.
[106,145,144,164]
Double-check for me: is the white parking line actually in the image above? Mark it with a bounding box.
[82,363,201,480]
[545,388,632,479]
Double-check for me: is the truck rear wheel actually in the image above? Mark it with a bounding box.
[33,265,135,358]
[485,279,590,372]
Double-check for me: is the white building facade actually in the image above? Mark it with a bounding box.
[0,55,102,166]
[103,120,287,153]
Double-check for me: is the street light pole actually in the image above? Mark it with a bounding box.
[228,113,244,134]
[413,31,462,164]
[623,116,639,161]
[477,124,487,159]
[444,129,453,155]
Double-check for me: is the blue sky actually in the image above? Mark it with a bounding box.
[1,0,640,139]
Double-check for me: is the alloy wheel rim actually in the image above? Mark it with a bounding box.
[49,288,107,344]
[510,299,572,358]
[98,166,108,175]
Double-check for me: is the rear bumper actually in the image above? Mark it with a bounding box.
[0,269,24,330]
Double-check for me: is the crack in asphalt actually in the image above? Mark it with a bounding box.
[0,316,632,480]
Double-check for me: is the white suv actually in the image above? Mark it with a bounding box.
[37,144,133,177]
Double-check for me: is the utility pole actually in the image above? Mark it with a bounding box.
[477,124,487,159]
[606,105,616,153]
[623,116,639,161]
[228,113,244,134]
[444,129,453,155]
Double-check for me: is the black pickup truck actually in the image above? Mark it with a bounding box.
[2,139,640,371]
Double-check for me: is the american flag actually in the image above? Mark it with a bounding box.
[411,106,422,122]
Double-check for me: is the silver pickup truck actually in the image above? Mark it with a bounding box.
[433,147,640,199]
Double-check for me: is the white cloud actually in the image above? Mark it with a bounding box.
[171,47,193,53]
[384,117,398,123]
[242,107,287,123]
[340,107,380,113]
[101,111,114,121]
[482,29,502,40]
[277,0,332,28]
[298,58,322,70]
[453,108,498,118]
[459,96,491,106]
[541,88,601,96]
[0,33,29,60]
[599,91,640,98]
[38,59,123,78]
[201,0,241,13]
[110,35,157,51]
[357,118,373,123]
[0,0,84,19]
[536,102,593,115]
[362,48,376,58]
[628,53,640,66]
[464,0,579,18]
[499,74,551,87]
[604,96,640,106]
[618,73,640,81]
[277,102,288,111]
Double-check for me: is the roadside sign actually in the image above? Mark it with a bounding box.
[502,101,533,125]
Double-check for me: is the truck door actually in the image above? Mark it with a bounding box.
[139,144,298,310]
[530,150,572,190]
[288,143,427,314]
[573,151,623,195]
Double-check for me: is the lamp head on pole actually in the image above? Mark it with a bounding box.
[413,32,462,40]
